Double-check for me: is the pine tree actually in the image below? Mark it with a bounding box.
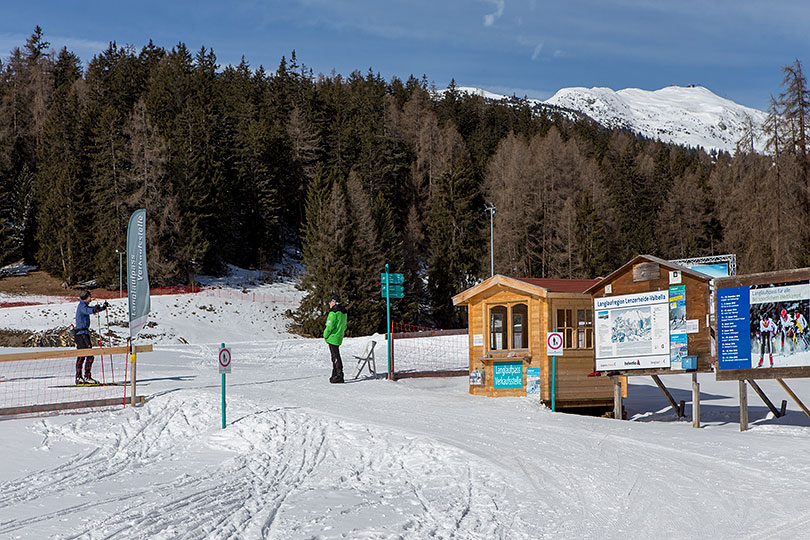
[296,165,351,336]
[426,159,484,328]
[125,98,180,283]
[35,48,88,283]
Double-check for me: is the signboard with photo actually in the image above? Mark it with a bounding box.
[717,280,810,370]
[594,290,671,371]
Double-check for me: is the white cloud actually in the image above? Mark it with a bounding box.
[483,0,505,26]
[531,42,543,60]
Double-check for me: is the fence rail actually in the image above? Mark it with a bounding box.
[0,286,300,309]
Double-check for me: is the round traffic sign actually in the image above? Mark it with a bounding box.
[219,347,231,368]
[547,332,564,355]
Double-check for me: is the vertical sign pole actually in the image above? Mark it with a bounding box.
[551,327,557,412]
[221,343,226,429]
[385,264,392,381]
[130,340,137,407]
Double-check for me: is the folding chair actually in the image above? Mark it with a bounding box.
[353,340,377,379]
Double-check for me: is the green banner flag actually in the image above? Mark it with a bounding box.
[127,209,151,339]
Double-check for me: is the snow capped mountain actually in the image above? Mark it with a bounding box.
[457,85,768,155]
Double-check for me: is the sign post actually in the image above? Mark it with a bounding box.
[381,265,405,381]
[219,343,231,429]
[547,331,564,411]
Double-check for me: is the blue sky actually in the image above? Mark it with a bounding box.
[1,1,807,110]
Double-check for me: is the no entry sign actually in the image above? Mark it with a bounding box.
[547,332,564,356]
[218,347,232,373]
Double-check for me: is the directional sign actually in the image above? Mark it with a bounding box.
[547,332,564,356]
[381,272,404,284]
[381,284,404,298]
[218,347,232,373]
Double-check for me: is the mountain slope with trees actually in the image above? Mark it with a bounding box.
[1,28,808,334]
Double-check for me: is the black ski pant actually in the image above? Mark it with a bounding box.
[329,343,343,379]
[75,332,94,379]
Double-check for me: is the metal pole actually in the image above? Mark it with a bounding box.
[221,343,226,429]
[485,204,496,277]
[116,249,123,298]
[551,326,556,411]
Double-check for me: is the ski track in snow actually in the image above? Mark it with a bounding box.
[5,298,810,538]
[0,387,537,539]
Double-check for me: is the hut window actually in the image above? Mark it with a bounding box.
[512,304,529,349]
[490,306,508,350]
[577,309,593,348]
[557,309,574,348]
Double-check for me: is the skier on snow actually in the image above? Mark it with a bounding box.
[779,308,794,355]
[758,313,776,368]
[74,290,108,384]
[794,310,810,351]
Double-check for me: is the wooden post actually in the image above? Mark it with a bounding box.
[651,375,683,417]
[691,372,700,428]
[747,379,786,418]
[777,378,810,419]
[739,379,748,431]
[613,376,622,419]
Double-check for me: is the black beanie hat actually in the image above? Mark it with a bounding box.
[330,294,340,304]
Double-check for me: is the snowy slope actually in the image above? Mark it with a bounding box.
[2,286,810,539]
[457,85,768,155]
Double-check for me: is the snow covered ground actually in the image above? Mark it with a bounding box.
[2,282,810,539]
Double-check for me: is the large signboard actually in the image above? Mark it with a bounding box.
[717,280,810,370]
[595,290,671,370]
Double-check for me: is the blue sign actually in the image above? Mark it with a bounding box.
[493,361,523,389]
[717,286,751,370]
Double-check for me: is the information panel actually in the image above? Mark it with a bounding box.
[717,280,810,370]
[594,290,670,371]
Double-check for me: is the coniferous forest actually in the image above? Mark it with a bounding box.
[2,28,810,336]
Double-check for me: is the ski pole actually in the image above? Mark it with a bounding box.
[97,312,106,383]
[105,308,115,382]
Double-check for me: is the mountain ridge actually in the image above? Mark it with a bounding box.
[456,85,767,155]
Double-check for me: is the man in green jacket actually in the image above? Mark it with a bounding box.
[324,294,348,383]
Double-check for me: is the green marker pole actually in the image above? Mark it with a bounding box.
[221,342,226,429]
[551,328,557,412]
[385,264,392,380]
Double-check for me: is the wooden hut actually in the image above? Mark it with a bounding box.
[452,275,613,409]
[584,255,713,425]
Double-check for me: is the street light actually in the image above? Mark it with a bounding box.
[115,249,123,298]
[484,203,496,277]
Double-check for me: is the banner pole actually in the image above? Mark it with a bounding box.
[130,340,137,407]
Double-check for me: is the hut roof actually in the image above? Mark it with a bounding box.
[452,274,600,305]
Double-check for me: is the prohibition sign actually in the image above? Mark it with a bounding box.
[547,332,564,356]
[219,347,232,373]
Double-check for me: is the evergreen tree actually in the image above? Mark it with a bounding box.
[296,165,351,336]
[35,48,87,283]
[426,159,484,328]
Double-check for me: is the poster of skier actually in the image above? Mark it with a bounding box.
[717,279,810,370]
[749,281,810,368]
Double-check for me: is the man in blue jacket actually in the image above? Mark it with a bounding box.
[75,290,108,384]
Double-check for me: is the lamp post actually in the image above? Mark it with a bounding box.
[485,203,496,277]
[115,249,123,298]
